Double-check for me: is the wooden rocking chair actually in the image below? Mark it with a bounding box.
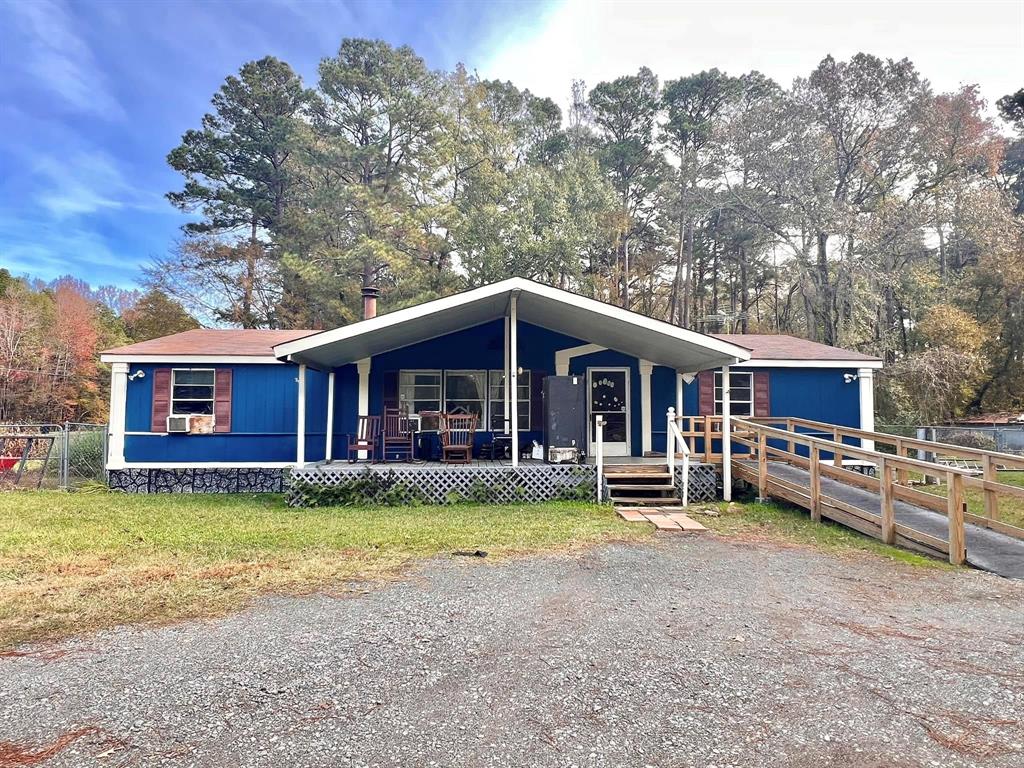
[382,406,416,462]
[440,412,477,464]
[346,415,381,463]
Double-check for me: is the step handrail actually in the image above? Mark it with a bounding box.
[667,407,691,507]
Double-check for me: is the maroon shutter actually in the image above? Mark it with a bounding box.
[151,368,171,432]
[382,371,399,411]
[697,370,714,416]
[530,371,546,431]
[753,371,770,417]
[214,369,233,432]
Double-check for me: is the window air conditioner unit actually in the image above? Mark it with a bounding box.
[167,415,191,433]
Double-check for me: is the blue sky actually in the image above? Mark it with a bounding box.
[1,0,1020,291]
[0,0,555,289]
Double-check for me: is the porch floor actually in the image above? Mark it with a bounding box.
[312,455,674,471]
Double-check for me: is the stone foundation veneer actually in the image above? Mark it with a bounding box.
[107,468,285,494]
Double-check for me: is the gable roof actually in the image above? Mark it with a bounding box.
[712,333,882,368]
[98,288,881,371]
[101,329,316,363]
[273,278,751,372]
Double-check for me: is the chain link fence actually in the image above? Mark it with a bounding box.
[0,423,107,490]
[879,423,1024,456]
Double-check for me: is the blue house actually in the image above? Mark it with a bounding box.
[100,278,881,501]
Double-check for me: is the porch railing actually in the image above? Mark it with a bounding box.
[595,415,604,503]
[666,408,691,507]
[669,415,726,463]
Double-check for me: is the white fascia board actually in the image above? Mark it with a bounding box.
[100,354,286,365]
[274,277,753,363]
[519,279,752,362]
[735,359,883,369]
[273,279,521,359]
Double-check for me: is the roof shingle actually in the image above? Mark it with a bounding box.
[101,329,317,357]
[712,333,880,362]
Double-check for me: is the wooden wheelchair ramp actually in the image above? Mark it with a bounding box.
[730,417,1024,581]
[734,460,1024,579]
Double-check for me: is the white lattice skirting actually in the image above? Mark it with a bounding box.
[676,463,718,503]
[287,464,597,507]
[287,462,721,508]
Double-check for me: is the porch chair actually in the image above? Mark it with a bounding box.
[381,406,417,462]
[440,412,477,464]
[346,415,381,463]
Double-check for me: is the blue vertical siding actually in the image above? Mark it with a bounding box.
[122,362,317,463]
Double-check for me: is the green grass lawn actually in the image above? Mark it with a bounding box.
[912,470,1024,530]
[695,498,952,570]
[0,492,645,649]
[0,490,951,650]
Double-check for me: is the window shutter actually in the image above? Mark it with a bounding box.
[214,369,233,432]
[753,371,770,417]
[530,371,546,431]
[382,371,399,411]
[697,370,714,416]
[151,368,171,432]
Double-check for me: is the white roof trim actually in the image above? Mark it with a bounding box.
[736,359,883,369]
[274,277,751,370]
[101,354,284,365]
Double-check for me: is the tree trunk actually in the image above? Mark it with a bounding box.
[816,231,834,344]
[739,247,749,333]
[682,221,694,328]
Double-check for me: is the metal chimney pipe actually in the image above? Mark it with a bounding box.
[362,285,379,320]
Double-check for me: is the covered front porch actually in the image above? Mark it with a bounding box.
[274,278,748,505]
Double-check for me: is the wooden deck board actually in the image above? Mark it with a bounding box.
[736,459,1024,579]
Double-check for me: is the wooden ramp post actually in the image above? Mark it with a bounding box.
[809,443,820,522]
[880,457,895,544]
[757,431,768,502]
[947,470,966,565]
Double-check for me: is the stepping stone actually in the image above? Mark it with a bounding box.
[644,514,682,531]
[665,512,707,533]
[616,508,648,522]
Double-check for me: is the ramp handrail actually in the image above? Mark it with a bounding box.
[595,416,604,503]
[737,417,974,569]
[667,407,691,507]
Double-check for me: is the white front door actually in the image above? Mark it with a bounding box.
[588,367,630,457]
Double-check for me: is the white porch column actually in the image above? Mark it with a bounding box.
[510,291,520,467]
[107,362,129,469]
[721,365,732,502]
[325,370,335,462]
[858,367,876,452]
[639,359,653,456]
[357,357,371,459]
[504,316,511,434]
[296,363,306,466]
[675,373,684,418]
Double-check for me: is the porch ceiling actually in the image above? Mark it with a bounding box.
[273,278,751,372]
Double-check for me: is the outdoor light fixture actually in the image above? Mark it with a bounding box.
[843,372,859,384]
[128,370,146,381]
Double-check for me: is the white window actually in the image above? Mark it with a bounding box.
[488,370,530,431]
[444,370,487,425]
[715,371,752,416]
[399,370,442,428]
[171,369,215,415]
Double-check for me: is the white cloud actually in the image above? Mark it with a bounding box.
[481,0,1023,112]
[5,0,125,118]
[31,149,169,219]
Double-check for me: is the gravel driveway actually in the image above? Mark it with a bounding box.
[2,536,1023,768]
